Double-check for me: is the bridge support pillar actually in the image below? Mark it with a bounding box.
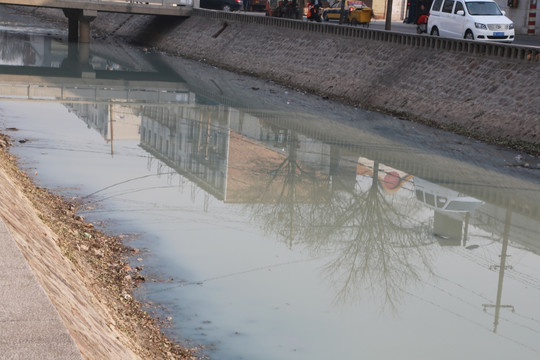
[62,9,97,43]
[63,9,80,42]
[78,43,91,67]
[79,10,97,43]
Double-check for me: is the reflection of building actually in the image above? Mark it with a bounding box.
[68,97,540,257]
[52,58,540,257]
[357,156,414,194]
[140,105,230,199]
[138,105,335,203]
[66,103,142,141]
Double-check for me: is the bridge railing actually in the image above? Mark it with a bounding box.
[193,9,540,63]
[125,0,193,6]
[0,0,193,11]
[79,0,193,6]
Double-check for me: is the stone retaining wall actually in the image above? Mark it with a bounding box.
[7,6,540,147]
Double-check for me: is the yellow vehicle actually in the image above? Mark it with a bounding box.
[321,0,367,21]
[346,6,372,26]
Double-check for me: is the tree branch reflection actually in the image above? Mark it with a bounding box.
[251,131,331,248]
[248,130,435,310]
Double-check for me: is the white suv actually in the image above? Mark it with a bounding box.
[428,0,514,42]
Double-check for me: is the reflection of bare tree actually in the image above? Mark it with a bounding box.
[251,131,330,247]
[0,32,27,63]
[310,161,435,309]
[249,133,434,309]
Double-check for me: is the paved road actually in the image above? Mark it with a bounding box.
[367,19,540,46]
[239,11,540,47]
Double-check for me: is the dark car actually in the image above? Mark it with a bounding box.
[200,0,242,11]
[249,0,266,11]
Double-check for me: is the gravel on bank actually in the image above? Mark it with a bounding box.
[0,132,195,359]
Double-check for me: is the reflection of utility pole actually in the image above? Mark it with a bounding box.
[372,160,379,188]
[462,213,470,247]
[205,114,211,161]
[329,145,340,194]
[109,102,114,156]
[197,112,203,160]
[482,208,515,333]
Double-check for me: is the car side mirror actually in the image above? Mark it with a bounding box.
[456,9,465,15]
[501,10,506,15]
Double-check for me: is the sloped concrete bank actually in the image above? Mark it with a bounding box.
[0,133,194,359]
[9,6,540,151]
[121,12,540,149]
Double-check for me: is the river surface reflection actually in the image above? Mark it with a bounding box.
[1,26,540,360]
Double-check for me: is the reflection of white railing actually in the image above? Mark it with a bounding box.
[0,83,194,104]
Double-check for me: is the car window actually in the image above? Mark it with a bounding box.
[437,196,447,209]
[432,0,443,11]
[465,1,502,15]
[425,193,436,207]
[442,0,455,13]
[454,1,464,13]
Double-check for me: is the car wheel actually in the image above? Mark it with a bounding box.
[351,18,358,26]
[323,12,328,21]
[431,27,439,36]
[464,30,474,40]
[222,4,232,11]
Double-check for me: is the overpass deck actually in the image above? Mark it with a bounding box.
[0,0,192,16]
[0,0,192,42]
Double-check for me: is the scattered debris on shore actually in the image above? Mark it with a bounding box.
[0,131,196,359]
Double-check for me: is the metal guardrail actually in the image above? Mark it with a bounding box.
[193,8,540,63]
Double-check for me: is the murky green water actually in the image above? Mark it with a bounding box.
[1,20,539,360]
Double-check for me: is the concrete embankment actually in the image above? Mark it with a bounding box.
[0,218,82,360]
[10,6,540,149]
[0,144,141,359]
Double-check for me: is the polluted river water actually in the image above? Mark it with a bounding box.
[0,25,540,360]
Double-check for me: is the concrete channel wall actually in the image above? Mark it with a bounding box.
[9,6,540,147]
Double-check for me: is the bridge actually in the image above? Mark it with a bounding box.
[1,31,539,223]
[0,0,193,42]
[0,37,193,104]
